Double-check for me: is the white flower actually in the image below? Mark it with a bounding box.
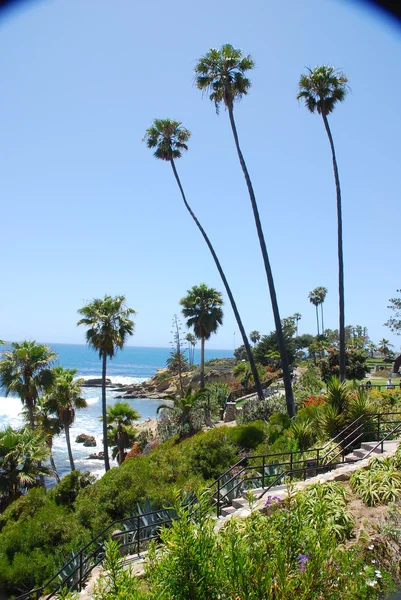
[368,544,374,550]
[371,559,376,564]
[375,570,382,578]
[367,580,377,587]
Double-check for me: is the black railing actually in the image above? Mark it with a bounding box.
[12,411,401,598]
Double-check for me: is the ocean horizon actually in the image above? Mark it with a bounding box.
[0,343,233,480]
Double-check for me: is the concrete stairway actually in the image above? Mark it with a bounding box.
[218,440,400,519]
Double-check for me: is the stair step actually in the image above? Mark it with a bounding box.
[220,506,237,517]
[232,498,247,509]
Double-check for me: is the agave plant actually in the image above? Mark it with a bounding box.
[58,550,94,590]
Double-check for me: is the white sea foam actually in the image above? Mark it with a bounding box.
[0,397,24,428]
[85,397,99,405]
[79,375,148,385]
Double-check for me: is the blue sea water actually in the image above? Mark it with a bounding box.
[0,344,232,479]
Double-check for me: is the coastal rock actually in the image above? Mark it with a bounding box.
[81,378,112,387]
[76,433,96,446]
[88,452,104,460]
[83,436,96,447]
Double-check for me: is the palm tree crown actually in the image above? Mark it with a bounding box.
[77,295,136,360]
[297,65,349,115]
[194,44,254,112]
[143,119,191,161]
[0,341,56,428]
[180,284,223,341]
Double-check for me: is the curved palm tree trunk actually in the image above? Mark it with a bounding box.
[170,160,264,401]
[64,423,75,472]
[102,353,111,471]
[322,113,345,382]
[227,108,295,417]
[200,336,205,389]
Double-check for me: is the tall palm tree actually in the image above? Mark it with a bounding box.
[0,426,50,510]
[367,342,377,359]
[77,295,136,472]
[104,402,140,465]
[45,366,87,472]
[144,118,264,401]
[180,284,223,389]
[308,289,321,336]
[195,44,295,418]
[249,331,261,347]
[293,313,302,336]
[0,341,56,428]
[316,287,328,334]
[185,333,196,365]
[297,66,349,382]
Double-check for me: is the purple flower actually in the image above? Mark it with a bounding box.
[298,554,309,572]
[264,495,282,507]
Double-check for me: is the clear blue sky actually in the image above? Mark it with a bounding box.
[1,0,400,351]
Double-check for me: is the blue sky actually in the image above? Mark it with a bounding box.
[0,0,400,351]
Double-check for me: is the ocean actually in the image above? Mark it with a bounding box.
[0,343,232,479]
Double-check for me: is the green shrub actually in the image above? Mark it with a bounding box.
[226,421,266,449]
[50,471,96,507]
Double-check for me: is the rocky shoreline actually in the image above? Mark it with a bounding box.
[81,364,235,401]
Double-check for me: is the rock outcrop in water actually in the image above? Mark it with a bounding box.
[76,434,96,447]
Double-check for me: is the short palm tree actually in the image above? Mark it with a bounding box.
[157,387,207,432]
[77,295,136,472]
[378,338,393,360]
[104,402,140,465]
[195,44,295,417]
[297,66,349,382]
[180,284,223,389]
[0,426,50,510]
[45,366,87,472]
[0,341,56,428]
[144,118,264,401]
[31,397,62,483]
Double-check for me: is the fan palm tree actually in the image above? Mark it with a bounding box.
[308,289,321,336]
[180,285,223,389]
[77,295,136,472]
[195,44,295,417]
[144,118,264,400]
[249,331,261,347]
[0,341,56,428]
[378,338,393,360]
[103,402,140,465]
[45,366,87,472]
[185,333,196,365]
[0,426,50,510]
[316,286,328,334]
[297,66,349,382]
[156,387,208,431]
[293,313,302,337]
[31,397,62,483]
